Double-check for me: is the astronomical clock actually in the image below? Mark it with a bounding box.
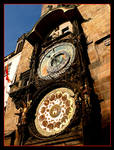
[38,43,76,80]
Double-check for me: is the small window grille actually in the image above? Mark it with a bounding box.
[104,38,110,46]
[62,27,69,34]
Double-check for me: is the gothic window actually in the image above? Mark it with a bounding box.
[15,40,24,53]
[20,70,30,87]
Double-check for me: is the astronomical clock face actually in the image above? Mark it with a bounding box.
[38,42,76,79]
[35,88,76,137]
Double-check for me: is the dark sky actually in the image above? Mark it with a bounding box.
[4,4,42,57]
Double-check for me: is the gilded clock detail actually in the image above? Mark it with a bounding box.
[35,88,76,137]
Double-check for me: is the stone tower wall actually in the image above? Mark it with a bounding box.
[78,4,111,143]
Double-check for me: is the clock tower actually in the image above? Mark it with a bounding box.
[23,4,101,144]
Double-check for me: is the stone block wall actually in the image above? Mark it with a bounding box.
[4,96,19,144]
[16,40,34,81]
[78,4,111,144]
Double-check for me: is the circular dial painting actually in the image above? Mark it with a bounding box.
[38,42,76,79]
[35,88,76,137]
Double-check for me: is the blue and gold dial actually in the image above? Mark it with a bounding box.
[38,42,76,79]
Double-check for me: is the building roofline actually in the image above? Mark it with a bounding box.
[4,50,22,62]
